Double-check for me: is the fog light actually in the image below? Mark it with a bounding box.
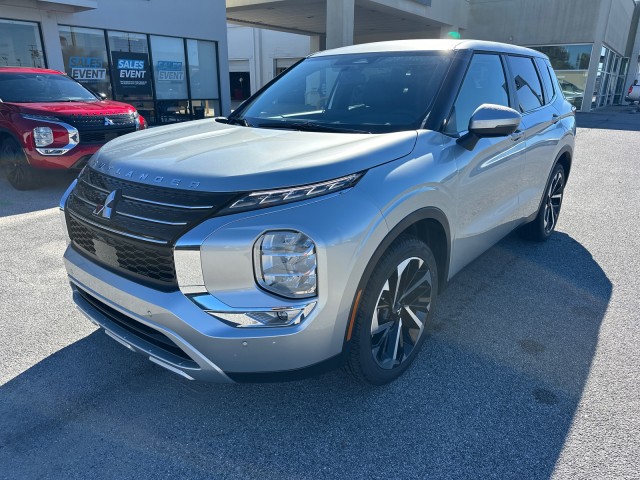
[33,127,54,147]
[254,230,317,299]
[207,303,316,328]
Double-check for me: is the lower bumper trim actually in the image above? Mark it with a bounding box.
[225,353,345,383]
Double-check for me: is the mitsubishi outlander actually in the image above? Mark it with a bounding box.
[60,40,575,384]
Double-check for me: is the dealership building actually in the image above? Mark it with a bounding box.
[2,0,640,116]
[228,0,640,112]
[0,0,229,124]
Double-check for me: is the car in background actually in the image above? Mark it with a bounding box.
[0,67,146,190]
[627,82,640,103]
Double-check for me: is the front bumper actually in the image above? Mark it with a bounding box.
[26,143,99,170]
[62,188,388,382]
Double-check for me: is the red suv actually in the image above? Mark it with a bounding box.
[0,67,147,190]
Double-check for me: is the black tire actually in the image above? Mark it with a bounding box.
[1,138,38,190]
[345,236,438,385]
[519,163,566,242]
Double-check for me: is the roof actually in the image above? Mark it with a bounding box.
[311,39,547,59]
[0,67,65,75]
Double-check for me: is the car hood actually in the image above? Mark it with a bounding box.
[89,119,419,192]
[14,100,135,116]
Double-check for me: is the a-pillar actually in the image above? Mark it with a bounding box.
[326,0,355,50]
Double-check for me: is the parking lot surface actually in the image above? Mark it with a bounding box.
[1,120,639,479]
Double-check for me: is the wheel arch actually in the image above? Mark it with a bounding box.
[555,144,573,181]
[343,207,451,345]
[524,145,573,225]
[0,127,22,147]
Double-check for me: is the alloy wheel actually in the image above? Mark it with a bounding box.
[370,256,432,370]
[543,170,564,234]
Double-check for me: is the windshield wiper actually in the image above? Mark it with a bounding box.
[257,121,370,134]
[227,117,253,127]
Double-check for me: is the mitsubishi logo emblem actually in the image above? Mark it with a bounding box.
[93,190,119,220]
[104,117,115,126]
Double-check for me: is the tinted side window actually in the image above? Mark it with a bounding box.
[535,57,555,103]
[507,56,544,112]
[445,54,509,134]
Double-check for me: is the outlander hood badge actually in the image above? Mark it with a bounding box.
[104,117,115,126]
[93,190,119,220]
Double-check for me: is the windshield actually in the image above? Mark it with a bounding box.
[0,73,98,103]
[232,52,452,133]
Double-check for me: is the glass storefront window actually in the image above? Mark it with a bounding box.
[107,31,154,121]
[108,31,153,101]
[534,44,592,71]
[150,35,188,100]
[191,99,220,119]
[59,26,111,97]
[532,44,593,111]
[592,45,623,108]
[0,19,45,68]
[186,39,219,99]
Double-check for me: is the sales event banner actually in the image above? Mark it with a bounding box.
[68,57,107,82]
[156,61,185,82]
[111,51,152,97]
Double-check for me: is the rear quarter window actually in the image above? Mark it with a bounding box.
[535,57,555,103]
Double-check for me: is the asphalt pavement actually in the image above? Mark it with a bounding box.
[0,116,638,479]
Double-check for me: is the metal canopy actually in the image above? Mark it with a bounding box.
[227,0,458,41]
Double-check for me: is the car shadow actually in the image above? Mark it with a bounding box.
[0,171,76,218]
[0,231,610,479]
[576,109,640,131]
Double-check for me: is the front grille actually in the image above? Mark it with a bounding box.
[61,113,136,129]
[79,128,136,144]
[76,286,197,366]
[65,168,239,288]
[60,114,137,146]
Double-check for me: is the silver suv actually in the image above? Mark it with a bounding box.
[60,40,575,385]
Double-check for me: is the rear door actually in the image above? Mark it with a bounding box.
[444,52,526,276]
[505,55,565,218]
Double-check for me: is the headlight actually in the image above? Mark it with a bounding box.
[33,127,54,147]
[132,110,142,130]
[225,173,363,213]
[254,230,317,299]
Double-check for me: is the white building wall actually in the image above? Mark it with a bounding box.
[227,24,310,95]
[467,0,602,45]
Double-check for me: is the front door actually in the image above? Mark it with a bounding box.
[444,53,526,276]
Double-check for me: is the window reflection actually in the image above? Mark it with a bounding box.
[0,19,45,68]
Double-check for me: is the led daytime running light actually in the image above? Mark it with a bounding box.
[230,173,363,210]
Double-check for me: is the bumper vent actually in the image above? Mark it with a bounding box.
[65,168,238,289]
[75,286,197,366]
[79,128,136,144]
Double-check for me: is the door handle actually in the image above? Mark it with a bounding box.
[551,114,560,124]
[511,131,525,141]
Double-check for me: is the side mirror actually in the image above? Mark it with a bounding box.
[457,104,521,150]
[98,92,108,100]
[469,104,521,137]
